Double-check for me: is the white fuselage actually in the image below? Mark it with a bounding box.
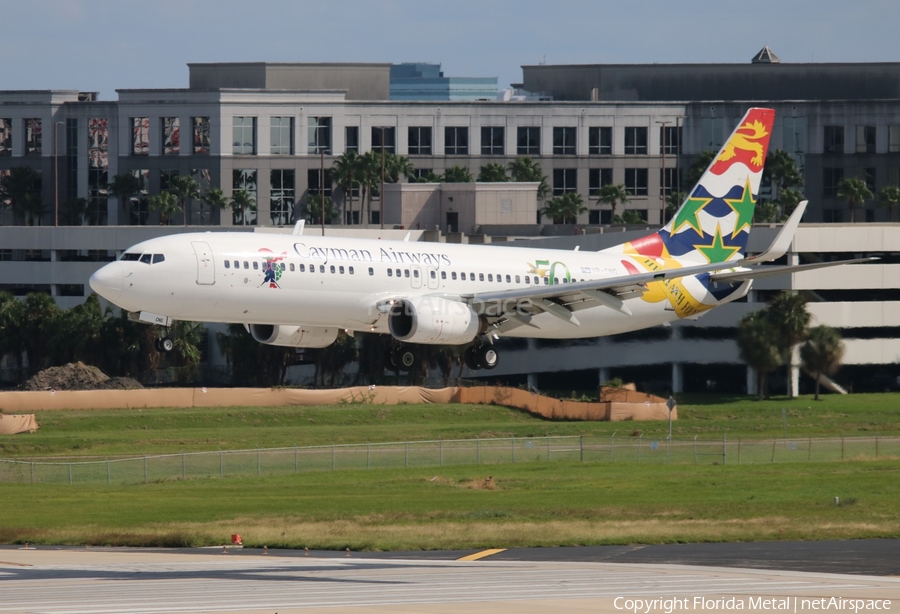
[89,232,749,341]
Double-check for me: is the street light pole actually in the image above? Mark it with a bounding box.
[380,126,385,230]
[656,120,669,226]
[54,121,64,227]
[320,149,325,236]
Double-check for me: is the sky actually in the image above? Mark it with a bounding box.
[2,0,899,100]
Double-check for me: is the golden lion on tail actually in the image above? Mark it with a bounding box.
[717,119,769,167]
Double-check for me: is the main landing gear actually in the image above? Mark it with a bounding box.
[386,344,417,371]
[155,335,174,353]
[464,342,499,371]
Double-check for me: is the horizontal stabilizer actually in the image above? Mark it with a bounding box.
[744,201,807,264]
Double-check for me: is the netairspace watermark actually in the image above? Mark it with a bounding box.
[613,596,892,613]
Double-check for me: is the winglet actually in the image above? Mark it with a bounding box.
[291,220,306,236]
[743,200,807,264]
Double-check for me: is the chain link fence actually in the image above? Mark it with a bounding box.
[1,435,897,486]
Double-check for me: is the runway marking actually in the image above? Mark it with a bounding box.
[457,548,507,561]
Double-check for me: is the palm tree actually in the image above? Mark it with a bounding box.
[508,156,549,200]
[685,150,717,191]
[478,163,509,182]
[0,166,43,226]
[836,177,873,223]
[171,320,204,385]
[737,310,783,400]
[541,192,587,224]
[384,153,415,183]
[358,150,381,225]
[230,189,257,226]
[763,149,803,201]
[596,184,630,222]
[148,191,180,226]
[201,187,229,225]
[107,173,143,226]
[665,190,686,222]
[167,175,200,226]
[614,210,646,224]
[878,185,900,222]
[333,151,361,225]
[767,291,811,398]
[801,325,844,401]
[442,165,474,183]
[0,291,26,375]
[302,194,339,225]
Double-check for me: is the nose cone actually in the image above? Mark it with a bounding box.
[89,261,124,303]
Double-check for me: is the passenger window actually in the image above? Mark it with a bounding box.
[479,273,484,281]
[468,273,473,281]
[252,261,259,270]
[441,271,446,279]
[280,263,286,271]
[349,266,354,275]
[506,275,511,283]
[404,269,410,278]
[224,260,230,269]
[497,275,502,283]
[488,274,493,282]
[319,265,325,273]
[543,277,549,285]
[413,269,419,278]
[139,254,152,264]
[330,265,335,274]
[289,263,295,272]
[339,266,344,274]
[515,275,520,283]
[451,272,457,280]
[243,261,249,269]
[395,268,401,277]
[388,269,393,277]
[368,267,374,275]
[299,264,305,272]
[430,270,436,279]
[562,278,568,284]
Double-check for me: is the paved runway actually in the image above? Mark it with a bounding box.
[1,547,899,614]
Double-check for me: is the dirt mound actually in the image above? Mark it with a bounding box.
[599,384,663,404]
[21,362,143,391]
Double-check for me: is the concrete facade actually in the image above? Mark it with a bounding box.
[384,182,538,230]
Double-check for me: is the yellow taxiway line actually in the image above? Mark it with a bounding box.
[457,549,507,561]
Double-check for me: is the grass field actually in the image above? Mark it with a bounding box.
[1,392,900,550]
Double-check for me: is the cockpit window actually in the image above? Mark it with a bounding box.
[152,254,165,264]
[139,254,152,264]
[121,253,140,261]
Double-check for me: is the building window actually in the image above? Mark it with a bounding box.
[0,119,11,156]
[271,117,294,155]
[625,168,648,196]
[408,126,432,155]
[588,168,612,197]
[192,116,210,154]
[129,169,150,225]
[865,167,876,192]
[162,117,179,155]
[87,118,109,225]
[660,168,677,196]
[624,127,648,154]
[232,169,258,225]
[823,167,844,197]
[192,168,212,223]
[824,125,844,154]
[131,117,149,156]
[307,169,332,197]
[589,127,611,155]
[660,125,681,154]
[589,210,612,225]
[553,168,577,195]
[24,119,41,155]
[412,168,434,182]
[701,117,724,151]
[552,126,576,155]
[372,126,396,153]
[823,208,844,223]
[445,127,468,155]
[481,127,504,156]
[889,125,900,153]
[517,127,540,155]
[270,169,295,226]
[160,169,178,192]
[232,116,256,155]
[65,119,77,201]
[345,126,359,153]
[308,117,331,154]
[783,117,807,157]
[856,125,876,154]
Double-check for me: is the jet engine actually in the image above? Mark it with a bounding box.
[388,296,481,345]
[248,324,338,348]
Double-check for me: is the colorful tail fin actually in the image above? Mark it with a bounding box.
[660,108,775,263]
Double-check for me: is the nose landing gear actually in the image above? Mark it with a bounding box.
[155,335,174,353]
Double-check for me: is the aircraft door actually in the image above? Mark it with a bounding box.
[191,241,215,285]
[410,264,423,289]
[426,266,440,290]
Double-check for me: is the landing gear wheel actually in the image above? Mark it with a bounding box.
[475,345,499,370]
[385,348,399,370]
[464,345,481,371]
[157,336,174,353]
[397,348,416,370]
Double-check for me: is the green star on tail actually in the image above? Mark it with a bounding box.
[671,196,712,236]
[695,224,742,263]
[724,178,756,238]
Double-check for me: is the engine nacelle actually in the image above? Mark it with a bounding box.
[388,296,481,345]
[248,324,338,348]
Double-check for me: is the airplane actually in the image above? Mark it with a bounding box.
[89,107,870,371]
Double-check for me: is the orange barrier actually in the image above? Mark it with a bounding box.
[0,385,673,421]
[0,413,39,434]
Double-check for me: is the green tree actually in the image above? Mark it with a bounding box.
[333,151,361,225]
[384,153,415,183]
[148,191,180,226]
[596,184,630,221]
[737,310,783,400]
[171,320,204,384]
[0,166,43,226]
[358,150,382,225]
[167,175,201,226]
[763,149,803,201]
[107,173,143,225]
[18,292,61,376]
[614,210,646,224]
[767,291,811,398]
[411,170,442,183]
[800,325,845,401]
[508,156,549,200]
[302,194,339,225]
[229,189,257,226]
[685,150,717,191]
[311,332,358,387]
[442,165,474,183]
[836,177,874,223]
[776,187,804,219]
[665,191,686,222]
[878,185,900,222]
[478,163,509,182]
[0,291,25,375]
[541,192,587,224]
[201,187,229,225]
[216,324,294,386]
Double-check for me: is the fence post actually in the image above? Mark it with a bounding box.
[665,437,669,465]
[295,445,299,473]
[68,463,72,485]
[722,433,726,466]
[876,435,879,459]
[107,459,110,486]
[332,443,336,470]
[219,450,223,477]
[547,436,551,461]
[405,441,409,468]
[771,439,777,463]
[440,440,444,466]
[580,435,584,462]
[842,436,845,461]
[808,438,812,462]
[367,442,370,470]
[694,436,698,465]
[182,451,185,480]
[638,434,643,462]
[30,462,34,485]
[477,438,481,465]
[610,432,615,462]
[144,456,149,483]
[512,436,516,463]
[738,438,742,465]
[257,448,261,476]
